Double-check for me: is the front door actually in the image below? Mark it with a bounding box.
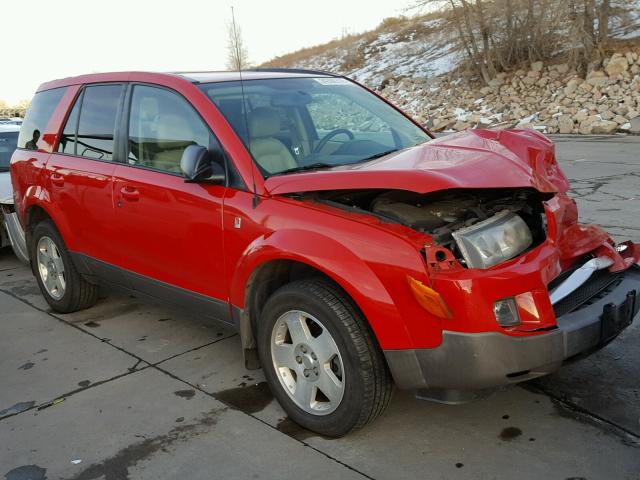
[112,84,229,322]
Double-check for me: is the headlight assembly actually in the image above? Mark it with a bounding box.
[452,210,532,269]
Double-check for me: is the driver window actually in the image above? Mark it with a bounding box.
[128,85,211,174]
[307,93,393,153]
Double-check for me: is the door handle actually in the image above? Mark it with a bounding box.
[120,186,140,201]
[51,173,64,186]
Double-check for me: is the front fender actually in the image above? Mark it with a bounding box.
[230,228,436,350]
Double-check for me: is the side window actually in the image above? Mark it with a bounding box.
[57,93,82,155]
[18,87,67,150]
[128,85,210,173]
[75,85,122,160]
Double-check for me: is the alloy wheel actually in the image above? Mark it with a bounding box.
[270,310,345,415]
[36,236,66,300]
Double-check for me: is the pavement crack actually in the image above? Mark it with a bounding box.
[151,333,238,367]
[0,368,150,423]
[522,384,640,446]
[0,266,20,272]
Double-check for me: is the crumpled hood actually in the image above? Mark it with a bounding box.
[264,129,570,195]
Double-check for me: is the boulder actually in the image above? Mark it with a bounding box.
[578,116,599,134]
[628,116,640,135]
[531,61,544,72]
[586,70,608,86]
[574,110,589,122]
[613,115,628,125]
[625,51,635,65]
[591,120,619,134]
[579,82,593,92]
[613,105,629,116]
[605,54,629,76]
[557,115,574,134]
[556,63,570,74]
[600,110,614,120]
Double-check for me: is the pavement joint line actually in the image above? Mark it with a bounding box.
[522,385,640,444]
[596,224,640,232]
[0,266,20,272]
[150,362,378,480]
[0,365,150,423]
[568,171,640,183]
[150,333,238,368]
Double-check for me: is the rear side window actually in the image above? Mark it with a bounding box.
[74,85,123,160]
[18,87,67,150]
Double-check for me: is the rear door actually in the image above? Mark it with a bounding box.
[111,84,229,321]
[47,83,124,266]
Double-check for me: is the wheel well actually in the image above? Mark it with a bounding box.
[240,260,350,369]
[25,205,52,247]
[246,260,338,330]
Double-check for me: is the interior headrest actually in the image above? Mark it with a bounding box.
[247,107,280,138]
[156,114,195,148]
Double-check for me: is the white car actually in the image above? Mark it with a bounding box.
[0,124,28,263]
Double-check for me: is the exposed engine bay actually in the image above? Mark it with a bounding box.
[311,188,550,268]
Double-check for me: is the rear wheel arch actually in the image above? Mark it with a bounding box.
[25,205,54,251]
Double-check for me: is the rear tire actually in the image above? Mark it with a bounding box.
[30,219,98,313]
[257,278,393,437]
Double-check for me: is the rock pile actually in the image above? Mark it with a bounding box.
[378,49,640,135]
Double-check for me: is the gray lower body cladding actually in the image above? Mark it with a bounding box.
[1,207,29,263]
[385,266,640,392]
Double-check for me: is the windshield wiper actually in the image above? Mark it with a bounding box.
[273,149,401,176]
[275,162,335,176]
[359,148,400,162]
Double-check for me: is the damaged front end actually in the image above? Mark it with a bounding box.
[315,187,550,270]
[302,185,640,399]
[271,129,640,400]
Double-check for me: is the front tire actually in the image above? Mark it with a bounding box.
[30,220,98,313]
[257,279,393,437]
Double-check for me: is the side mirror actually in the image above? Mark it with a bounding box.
[180,145,225,184]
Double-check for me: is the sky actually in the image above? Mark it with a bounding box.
[1,0,415,105]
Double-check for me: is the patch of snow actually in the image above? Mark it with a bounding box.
[516,112,539,127]
[453,107,471,121]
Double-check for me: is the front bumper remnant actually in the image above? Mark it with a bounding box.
[384,266,640,397]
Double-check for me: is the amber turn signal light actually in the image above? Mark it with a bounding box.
[407,276,452,319]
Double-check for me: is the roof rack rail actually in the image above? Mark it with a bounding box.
[247,68,341,77]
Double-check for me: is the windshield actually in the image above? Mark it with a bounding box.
[200,77,430,176]
[0,131,19,171]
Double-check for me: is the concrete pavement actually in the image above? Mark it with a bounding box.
[1,135,639,479]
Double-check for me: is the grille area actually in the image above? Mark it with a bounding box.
[552,268,623,318]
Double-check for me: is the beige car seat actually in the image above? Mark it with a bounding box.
[152,114,196,172]
[247,107,296,173]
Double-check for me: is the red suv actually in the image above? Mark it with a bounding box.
[11,70,640,436]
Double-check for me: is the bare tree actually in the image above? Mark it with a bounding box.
[226,17,251,71]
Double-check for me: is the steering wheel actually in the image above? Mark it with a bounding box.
[313,128,355,153]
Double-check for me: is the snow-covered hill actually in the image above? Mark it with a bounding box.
[264,5,640,89]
